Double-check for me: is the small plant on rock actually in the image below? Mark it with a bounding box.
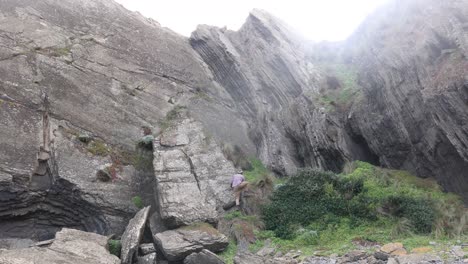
[87,140,110,156]
[132,196,144,209]
[108,239,121,257]
[137,135,154,150]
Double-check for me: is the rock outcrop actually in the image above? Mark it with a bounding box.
[0,0,211,241]
[153,114,237,228]
[0,228,119,264]
[346,0,468,200]
[189,9,353,176]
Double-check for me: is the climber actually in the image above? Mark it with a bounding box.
[231,170,249,206]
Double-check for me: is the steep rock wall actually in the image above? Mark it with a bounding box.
[346,0,468,199]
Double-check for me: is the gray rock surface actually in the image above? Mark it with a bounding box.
[0,0,203,240]
[345,0,468,201]
[301,257,337,264]
[388,254,442,264]
[189,10,348,176]
[184,249,225,264]
[154,224,229,261]
[139,243,156,255]
[153,114,237,228]
[0,228,119,264]
[121,206,151,264]
[137,253,157,264]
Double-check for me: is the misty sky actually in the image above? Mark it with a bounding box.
[113,0,389,41]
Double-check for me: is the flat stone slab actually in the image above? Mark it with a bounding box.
[0,228,119,264]
[154,223,229,261]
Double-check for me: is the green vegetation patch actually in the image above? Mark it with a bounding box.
[86,140,110,156]
[259,161,467,256]
[218,239,238,264]
[243,158,285,186]
[224,211,262,226]
[159,105,186,131]
[244,158,269,183]
[315,62,363,112]
[108,239,121,257]
[131,196,144,209]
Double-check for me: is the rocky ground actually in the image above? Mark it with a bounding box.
[1,207,466,263]
[237,241,468,264]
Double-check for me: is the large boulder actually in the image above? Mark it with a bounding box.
[153,223,229,261]
[184,249,225,264]
[121,206,151,264]
[0,228,119,264]
[153,116,237,228]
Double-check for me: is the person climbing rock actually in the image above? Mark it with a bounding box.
[231,170,249,206]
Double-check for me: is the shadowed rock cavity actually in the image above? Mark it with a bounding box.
[0,177,110,241]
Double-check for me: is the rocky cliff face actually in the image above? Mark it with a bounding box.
[346,0,468,200]
[0,0,467,246]
[189,1,468,200]
[0,0,212,240]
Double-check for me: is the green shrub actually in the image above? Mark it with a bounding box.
[262,169,374,239]
[224,211,243,220]
[132,196,144,209]
[314,62,362,112]
[295,229,320,246]
[108,239,121,256]
[383,196,435,234]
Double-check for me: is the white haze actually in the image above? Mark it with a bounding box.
[113,0,389,41]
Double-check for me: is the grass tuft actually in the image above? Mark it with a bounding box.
[108,239,121,257]
[131,196,144,209]
[218,239,237,264]
[86,140,110,156]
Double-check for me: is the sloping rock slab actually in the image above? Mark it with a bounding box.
[184,249,225,264]
[154,224,228,261]
[121,206,151,264]
[0,228,119,264]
